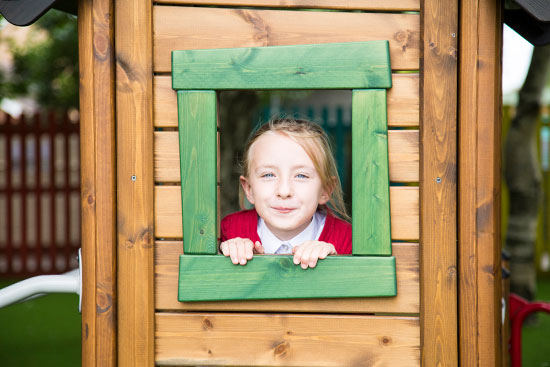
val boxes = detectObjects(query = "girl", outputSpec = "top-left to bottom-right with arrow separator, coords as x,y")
220,117 -> 351,269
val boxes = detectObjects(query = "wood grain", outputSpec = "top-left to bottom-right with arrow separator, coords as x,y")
178,255 -> 396,301
155,241 -> 419,313
177,91 -> 218,254
115,0 -> 154,366
154,130 -> 419,183
155,313 -> 420,366
155,0 -> 420,11
352,90 -> 391,255
78,0 -> 116,365
420,0 -> 458,365
459,0 -> 503,366
155,185 -> 419,240
154,73 -> 420,128
172,41 -> 391,90
153,6 -> 420,72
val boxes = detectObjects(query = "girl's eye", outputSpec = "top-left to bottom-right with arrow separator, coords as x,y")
261,173 -> 275,178
296,173 -> 309,179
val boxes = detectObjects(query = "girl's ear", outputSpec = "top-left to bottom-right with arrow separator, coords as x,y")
318,190 -> 330,205
240,175 -> 255,205
318,176 -> 336,205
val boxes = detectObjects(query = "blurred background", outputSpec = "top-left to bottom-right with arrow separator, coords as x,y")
0,7 -> 549,367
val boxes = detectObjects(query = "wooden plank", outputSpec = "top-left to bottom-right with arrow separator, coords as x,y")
153,6 -> 420,72
459,0 -> 503,366
154,130 -> 419,183
78,2 -> 97,366
154,73 -> 420,128
172,41 -> 391,90
155,185 -> 419,240
155,313 -> 420,366
156,0 -> 420,11
155,241 -> 419,313
78,0 -> 116,366
178,255 -> 396,301
420,0 -> 458,366
177,91 -> 218,254
115,0 -> 154,366
352,90 -> 391,255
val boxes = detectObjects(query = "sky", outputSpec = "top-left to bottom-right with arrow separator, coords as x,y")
502,24 -> 535,104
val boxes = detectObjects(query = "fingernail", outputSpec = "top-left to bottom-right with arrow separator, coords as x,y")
293,257 -> 299,265
309,262 -> 316,268
301,263 -> 308,269
240,259 -> 246,265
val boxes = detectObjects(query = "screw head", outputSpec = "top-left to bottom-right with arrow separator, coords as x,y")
436,177 -> 442,183
131,175 -> 137,181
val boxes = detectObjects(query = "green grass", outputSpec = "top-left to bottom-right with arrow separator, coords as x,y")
0,279 -> 81,366
523,277 -> 550,367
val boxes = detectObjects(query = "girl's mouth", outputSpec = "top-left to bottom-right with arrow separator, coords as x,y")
273,207 -> 295,214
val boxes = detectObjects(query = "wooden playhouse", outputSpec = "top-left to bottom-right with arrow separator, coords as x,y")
77,0 -> 503,366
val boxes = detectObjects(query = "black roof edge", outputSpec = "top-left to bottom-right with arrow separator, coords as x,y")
0,0 -> 76,27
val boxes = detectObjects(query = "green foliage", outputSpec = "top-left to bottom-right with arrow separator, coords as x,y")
0,10 -> 78,109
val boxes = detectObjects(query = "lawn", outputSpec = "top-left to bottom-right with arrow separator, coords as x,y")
0,279 -> 81,366
523,277 -> 550,367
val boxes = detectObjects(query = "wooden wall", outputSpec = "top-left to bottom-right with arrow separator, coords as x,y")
76,0 -> 501,366
152,2 -> 422,366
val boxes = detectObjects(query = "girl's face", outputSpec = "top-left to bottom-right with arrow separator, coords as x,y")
240,132 -> 330,241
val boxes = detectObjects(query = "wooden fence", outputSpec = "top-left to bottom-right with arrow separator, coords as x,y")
0,111 -> 80,278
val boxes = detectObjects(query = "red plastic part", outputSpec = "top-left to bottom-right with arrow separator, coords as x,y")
509,293 -> 550,367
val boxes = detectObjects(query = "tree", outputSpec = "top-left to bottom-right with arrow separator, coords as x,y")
504,45 -> 550,301
0,10 -> 78,110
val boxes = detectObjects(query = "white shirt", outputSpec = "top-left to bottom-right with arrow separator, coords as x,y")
257,211 -> 327,254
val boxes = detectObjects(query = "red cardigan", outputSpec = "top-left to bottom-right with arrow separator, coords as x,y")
220,209 -> 352,254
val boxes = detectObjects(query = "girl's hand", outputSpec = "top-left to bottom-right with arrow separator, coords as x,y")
220,238 -> 264,265
292,241 -> 337,269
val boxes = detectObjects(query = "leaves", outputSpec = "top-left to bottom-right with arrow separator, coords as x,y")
0,10 -> 78,109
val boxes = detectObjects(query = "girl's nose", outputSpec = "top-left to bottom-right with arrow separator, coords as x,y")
277,178 -> 293,198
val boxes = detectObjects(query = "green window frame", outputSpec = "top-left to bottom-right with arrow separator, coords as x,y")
173,41 -> 396,302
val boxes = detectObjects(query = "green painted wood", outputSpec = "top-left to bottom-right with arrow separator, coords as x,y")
352,89 -> 392,255
178,255 -> 396,301
172,41 -> 392,90
178,91 -> 218,254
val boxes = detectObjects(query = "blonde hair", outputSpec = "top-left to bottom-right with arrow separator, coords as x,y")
241,117 -> 350,222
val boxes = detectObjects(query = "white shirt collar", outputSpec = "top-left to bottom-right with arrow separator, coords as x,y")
257,211 -> 326,254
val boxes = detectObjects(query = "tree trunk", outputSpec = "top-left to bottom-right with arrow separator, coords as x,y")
504,45 -> 550,301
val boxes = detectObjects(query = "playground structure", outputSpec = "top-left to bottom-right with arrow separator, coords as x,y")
16,0 -> 504,365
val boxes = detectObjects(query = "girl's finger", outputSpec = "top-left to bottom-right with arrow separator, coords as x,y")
300,245 -> 314,269
293,245 -> 304,265
236,241 -> 247,265
229,243 -> 239,265
254,241 -> 265,254
220,242 -> 229,256
245,240 -> 254,260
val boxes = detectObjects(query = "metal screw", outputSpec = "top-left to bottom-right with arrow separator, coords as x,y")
451,33 -> 456,38
131,175 -> 136,181
436,177 -> 442,183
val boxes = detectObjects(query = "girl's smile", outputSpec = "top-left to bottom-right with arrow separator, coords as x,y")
240,132 -> 330,241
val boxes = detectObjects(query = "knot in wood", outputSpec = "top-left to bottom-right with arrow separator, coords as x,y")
394,30 -> 411,52
202,318 -> 213,331
380,336 -> 392,346
278,257 -> 292,271
273,341 -> 289,357
96,291 -> 112,314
